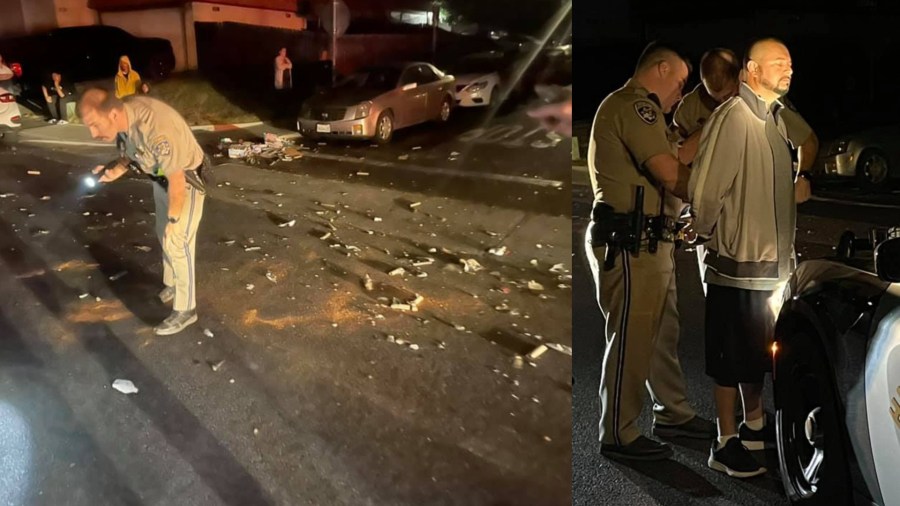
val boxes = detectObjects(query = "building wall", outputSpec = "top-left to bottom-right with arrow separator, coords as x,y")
191,2 -> 307,31
0,0 -> 27,37
55,0 -> 100,27
101,8 -> 189,71
22,0 -> 58,33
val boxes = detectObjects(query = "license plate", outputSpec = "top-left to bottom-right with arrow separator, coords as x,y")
316,123 -> 331,133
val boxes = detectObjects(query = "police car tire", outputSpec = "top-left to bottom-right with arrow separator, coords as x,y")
774,330 -> 851,506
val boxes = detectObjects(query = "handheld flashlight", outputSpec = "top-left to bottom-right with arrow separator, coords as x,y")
83,159 -> 122,189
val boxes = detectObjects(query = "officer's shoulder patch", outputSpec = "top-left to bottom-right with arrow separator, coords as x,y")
633,100 -> 658,125
151,135 -> 171,157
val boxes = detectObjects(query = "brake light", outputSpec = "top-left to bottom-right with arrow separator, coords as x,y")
0,94 -> 14,103
10,63 -> 22,78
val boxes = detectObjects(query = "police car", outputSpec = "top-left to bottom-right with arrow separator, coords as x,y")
773,228 -> 900,505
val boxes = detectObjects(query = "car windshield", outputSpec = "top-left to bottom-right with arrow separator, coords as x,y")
337,68 -> 401,90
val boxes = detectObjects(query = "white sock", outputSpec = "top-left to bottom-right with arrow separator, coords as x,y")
716,434 -> 737,450
744,414 -> 765,431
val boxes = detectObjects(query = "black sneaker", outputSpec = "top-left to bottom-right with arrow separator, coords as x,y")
738,419 -> 776,451
653,416 -> 716,439
708,438 -> 767,478
601,436 -> 674,461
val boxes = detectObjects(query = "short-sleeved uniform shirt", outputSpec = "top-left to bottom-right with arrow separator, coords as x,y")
588,78 -> 673,216
671,83 -> 721,141
120,96 -> 204,178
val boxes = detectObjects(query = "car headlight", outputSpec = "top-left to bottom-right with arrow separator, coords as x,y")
829,139 -> 849,156
355,101 -> 373,120
466,81 -> 488,92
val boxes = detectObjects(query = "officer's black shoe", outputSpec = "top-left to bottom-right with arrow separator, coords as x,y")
738,419 -> 776,451
601,436 -> 673,461
708,438 -> 766,478
653,416 -> 716,440
154,309 -> 198,336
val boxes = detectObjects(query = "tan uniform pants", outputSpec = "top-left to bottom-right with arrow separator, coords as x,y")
588,237 -> 695,446
154,179 -> 204,312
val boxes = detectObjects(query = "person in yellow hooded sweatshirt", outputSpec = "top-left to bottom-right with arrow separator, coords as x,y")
115,55 -> 149,99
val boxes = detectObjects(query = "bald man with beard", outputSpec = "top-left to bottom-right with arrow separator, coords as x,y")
688,37 -> 798,478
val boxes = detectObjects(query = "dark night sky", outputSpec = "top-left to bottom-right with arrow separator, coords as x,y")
574,1 -> 900,140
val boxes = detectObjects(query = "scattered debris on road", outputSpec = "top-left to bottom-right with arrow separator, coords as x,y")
109,271 -> 128,281
112,379 -> 138,395
203,328 -> 215,338
210,359 -> 225,372
27,170 -> 41,175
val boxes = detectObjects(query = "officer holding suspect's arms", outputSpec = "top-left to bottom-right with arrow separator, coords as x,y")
587,42 -> 714,462
78,87 -> 209,336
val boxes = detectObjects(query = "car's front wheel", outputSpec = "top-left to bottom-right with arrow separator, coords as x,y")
856,148 -> 892,192
774,331 -> 851,505
375,111 -> 394,145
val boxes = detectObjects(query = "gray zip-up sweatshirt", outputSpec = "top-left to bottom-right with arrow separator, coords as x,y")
688,83 -> 796,291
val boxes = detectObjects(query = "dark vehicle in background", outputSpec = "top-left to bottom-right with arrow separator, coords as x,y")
0,25 -> 174,107
773,228 -> 900,506
297,62 -> 455,144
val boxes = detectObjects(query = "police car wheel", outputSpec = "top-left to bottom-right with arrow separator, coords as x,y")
856,148 -> 892,192
774,331 -> 851,505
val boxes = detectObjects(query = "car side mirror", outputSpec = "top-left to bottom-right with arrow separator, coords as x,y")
401,83 -> 417,91
875,233 -> 900,282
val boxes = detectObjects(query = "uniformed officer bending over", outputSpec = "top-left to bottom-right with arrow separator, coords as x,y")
79,87 -> 207,336
587,42 -> 714,462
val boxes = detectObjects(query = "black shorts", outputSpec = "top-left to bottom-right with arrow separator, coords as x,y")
704,284 -> 778,387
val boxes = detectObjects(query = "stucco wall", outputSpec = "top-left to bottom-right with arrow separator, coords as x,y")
101,8 -> 188,71
55,0 -> 100,27
191,2 -> 306,31
22,0 -> 58,33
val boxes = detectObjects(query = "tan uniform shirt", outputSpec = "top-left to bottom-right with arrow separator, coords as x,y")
588,78 -> 673,217
671,84 -> 720,142
121,96 -> 204,178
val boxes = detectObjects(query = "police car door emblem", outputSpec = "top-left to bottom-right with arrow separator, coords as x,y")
634,100 -> 657,125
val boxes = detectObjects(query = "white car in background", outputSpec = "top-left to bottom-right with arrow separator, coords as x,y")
451,52 -> 504,108
0,81 -> 22,141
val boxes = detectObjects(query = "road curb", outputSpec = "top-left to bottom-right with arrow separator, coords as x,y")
189,121 -> 264,132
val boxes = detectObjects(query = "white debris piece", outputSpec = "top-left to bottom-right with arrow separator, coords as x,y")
409,344 -> 420,351
135,245 -> 152,252
412,146 -> 422,150
363,274 -> 374,291
356,171 -> 370,176
246,284 -> 255,291
40,196 -> 51,201
450,151 -> 461,156
109,271 -> 128,281
266,271 -> 277,283
244,246 -> 261,252
320,232 -> 332,240
398,154 -> 409,160
79,293 -> 89,299
112,379 -> 138,395
550,263 -> 567,273
0,193 -> 13,198
530,259 -> 539,267
223,240 -> 236,246
409,202 -> 422,209
210,360 -> 225,372
203,328 -> 215,338
488,246 -> 508,256
278,219 -> 296,228
27,170 -> 41,176
527,344 -> 549,360
373,217 -> 383,222
388,267 -> 406,276
412,257 -> 434,267
545,343 -> 572,356
460,259 -> 484,273
527,280 -> 545,291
